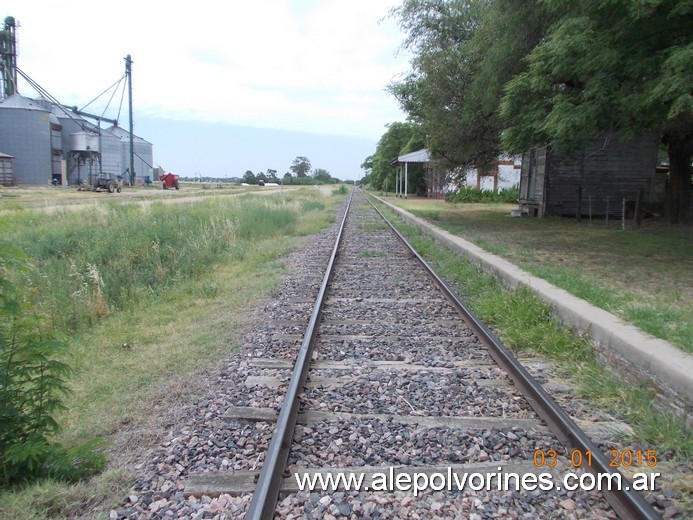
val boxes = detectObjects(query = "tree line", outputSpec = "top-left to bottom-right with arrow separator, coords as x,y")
363,0 -> 691,222
237,156 -> 343,185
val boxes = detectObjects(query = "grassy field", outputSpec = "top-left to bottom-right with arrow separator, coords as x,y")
382,196 -> 692,352
0,186 -> 341,518
0,182 -> 282,215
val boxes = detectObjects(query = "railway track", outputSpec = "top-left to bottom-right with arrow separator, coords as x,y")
172,189 -> 662,519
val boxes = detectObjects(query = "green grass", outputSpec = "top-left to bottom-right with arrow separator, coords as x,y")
3,196 -> 302,335
387,196 -> 692,352
372,196 -> 692,460
0,187 -> 343,518
522,264 -> 622,310
416,210 -> 441,221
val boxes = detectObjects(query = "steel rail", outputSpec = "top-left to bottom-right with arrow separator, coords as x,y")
245,189 -> 355,520
367,194 -> 659,520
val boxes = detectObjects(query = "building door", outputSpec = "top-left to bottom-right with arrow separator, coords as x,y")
527,148 -> 538,199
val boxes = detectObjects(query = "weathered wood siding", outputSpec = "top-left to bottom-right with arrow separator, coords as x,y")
519,153 -> 530,200
0,155 -> 14,186
520,134 -> 658,217
519,146 -> 548,216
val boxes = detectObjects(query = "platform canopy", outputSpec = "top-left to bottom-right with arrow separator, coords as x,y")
389,148 -> 430,166
389,148 -> 430,198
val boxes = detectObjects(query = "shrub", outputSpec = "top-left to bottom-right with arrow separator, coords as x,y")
0,240 -> 105,487
446,186 -> 519,203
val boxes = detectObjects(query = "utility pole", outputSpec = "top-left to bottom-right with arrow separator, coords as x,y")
125,54 -> 135,186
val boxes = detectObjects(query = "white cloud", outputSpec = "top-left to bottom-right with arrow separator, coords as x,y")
4,0 -> 408,138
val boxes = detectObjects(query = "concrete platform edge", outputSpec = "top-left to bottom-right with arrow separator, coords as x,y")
376,196 -> 693,403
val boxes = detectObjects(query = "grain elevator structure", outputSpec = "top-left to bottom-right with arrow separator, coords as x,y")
0,15 -> 153,186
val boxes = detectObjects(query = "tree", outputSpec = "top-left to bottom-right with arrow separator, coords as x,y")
388,0 -> 550,170
360,156 -> 374,184
500,0 -> 692,223
242,170 -> 256,184
266,169 -> 279,182
290,156 -> 312,178
389,0 -> 483,168
390,0 -> 691,221
312,168 -> 333,183
366,122 -> 423,191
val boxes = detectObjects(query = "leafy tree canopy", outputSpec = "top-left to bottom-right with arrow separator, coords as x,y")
364,122 -> 424,190
290,156 -> 312,178
312,168 -> 333,183
500,0 -> 692,222
388,0 -> 551,169
242,170 -> 257,184
386,0 -> 691,221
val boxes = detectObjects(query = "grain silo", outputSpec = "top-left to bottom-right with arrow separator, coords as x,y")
55,107 -> 94,185
106,124 -> 153,185
99,131 -> 124,178
1,18 -> 155,187
31,98 -> 67,184
52,107 -> 122,184
0,94 -> 53,184
66,131 -> 99,185
49,112 -> 64,184
54,105 -> 96,149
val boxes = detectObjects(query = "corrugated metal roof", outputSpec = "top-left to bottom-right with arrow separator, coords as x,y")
0,94 -> 50,111
391,148 -> 430,165
106,124 -> 151,144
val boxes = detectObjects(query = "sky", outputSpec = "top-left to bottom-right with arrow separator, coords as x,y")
3,0 -> 410,180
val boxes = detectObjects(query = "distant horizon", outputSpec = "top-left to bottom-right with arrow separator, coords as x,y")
136,115 -> 380,182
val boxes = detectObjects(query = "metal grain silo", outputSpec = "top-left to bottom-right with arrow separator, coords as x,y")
0,94 -> 52,184
106,124 -> 153,185
49,112 -> 64,183
30,98 -> 65,184
56,107 -> 125,185
99,131 -> 123,177
66,131 -> 99,185
55,106 -> 96,151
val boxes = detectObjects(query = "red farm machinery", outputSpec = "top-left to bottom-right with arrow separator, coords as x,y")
159,172 -> 180,190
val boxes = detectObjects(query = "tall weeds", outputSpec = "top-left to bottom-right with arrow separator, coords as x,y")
5,197 -> 297,336
0,239 -> 105,487
0,191 -> 331,492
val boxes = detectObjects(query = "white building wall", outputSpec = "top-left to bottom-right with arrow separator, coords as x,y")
497,160 -> 521,189
460,157 -> 521,191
